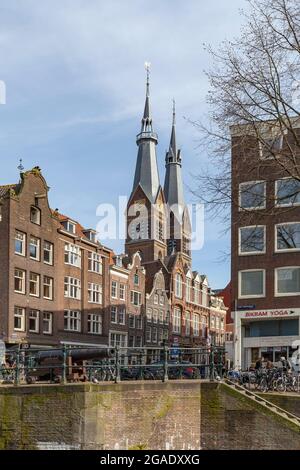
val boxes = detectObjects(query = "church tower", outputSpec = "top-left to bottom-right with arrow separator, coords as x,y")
164,102 -> 192,267
125,65 -> 167,263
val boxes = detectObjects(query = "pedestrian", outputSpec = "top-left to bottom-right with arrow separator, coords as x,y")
255,356 -> 263,370
280,356 -> 292,372
266,359 -> 273,370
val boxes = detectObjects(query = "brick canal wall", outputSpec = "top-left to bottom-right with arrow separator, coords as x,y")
0,381 -> 299,450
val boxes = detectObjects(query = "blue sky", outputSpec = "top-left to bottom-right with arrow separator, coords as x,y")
0,0 -> 247,288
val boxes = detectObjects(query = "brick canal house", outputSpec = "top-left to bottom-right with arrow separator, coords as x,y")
0,168 -> 111,348
231,120 -> 300,369
0,75 -> 227,353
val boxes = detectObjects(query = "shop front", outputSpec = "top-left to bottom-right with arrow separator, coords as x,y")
233,308 -> 300,370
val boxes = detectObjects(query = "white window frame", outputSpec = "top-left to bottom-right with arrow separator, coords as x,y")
14,268 -> 26,294
193,314 -> 200,337
63,220 -> 76,234
186,278 -> 191,302
29,272 -> 40,297
185,311 -> 191,336
14,307 -> 25,331
43,241 -> 54,265
238,269 -> 266,299
111,306 -> 117,323
64,243 -> 81,268
109,331 -> 127,348
136,315 -> 142,329
130,290 -> 141,306
173,307 -> 181,334
275,177 -> 300,208
239,225 -> 266,256
15,230 -> 26,256
175,273 -> 183,299
194,282 -> 200,305
88,252 -> 102,274
88,282 -> 102,304
129,314 -> 135,329
146,326 -> 151,343
202,285 -> 208,308
118,306 -> 126,325
43,276 -> 53,300
88,313 -> 102,335
64,310 -> 81,332
274,266 -> 300,297
29,309 -> 40,333
119,283 -> 126,301
239,180 -> 266,211
275,222 -> 300,253
151,327 -> 157,343
29,236 -> 40,261
64,276 -> 81,300
111,280 -> 118,299
146,307 -> 152,322
43,312 -> 53,335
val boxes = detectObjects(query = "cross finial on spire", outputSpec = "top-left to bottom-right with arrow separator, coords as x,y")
172,98 -> 176,126
144,61 -> 151,96
17,158 -> 24,172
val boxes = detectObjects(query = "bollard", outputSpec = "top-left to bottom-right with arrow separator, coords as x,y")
163,344 -> 169,383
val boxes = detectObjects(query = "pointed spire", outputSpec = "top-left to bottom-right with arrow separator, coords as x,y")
132,63 -> 160,203
165,100 -> 181,166
141,62 -> 154,134
169,99 -> 177,159
164,101 -> 184,207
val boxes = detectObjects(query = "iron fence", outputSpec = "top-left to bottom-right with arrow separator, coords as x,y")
0,344 -> 226,385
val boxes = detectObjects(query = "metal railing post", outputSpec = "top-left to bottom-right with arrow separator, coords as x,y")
163,344 -> 169,383
209,347 -> 215,382
62,344 -> 67,384
115,346 -> 121,383
14,349 -> 20,386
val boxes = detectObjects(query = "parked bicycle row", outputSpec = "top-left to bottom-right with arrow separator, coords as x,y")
227,368 -> 300,393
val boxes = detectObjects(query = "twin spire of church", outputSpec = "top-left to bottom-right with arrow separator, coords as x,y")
131,67 -> 185,211
128,66 -> 191,265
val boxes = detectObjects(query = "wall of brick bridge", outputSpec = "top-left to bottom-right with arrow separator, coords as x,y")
0,381 -> 299,450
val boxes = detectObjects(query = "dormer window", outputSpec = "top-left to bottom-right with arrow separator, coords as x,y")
83,230 -> 97,243
115,256 -> 123,268
30,206 -> 41,225
62,220 -> 76,234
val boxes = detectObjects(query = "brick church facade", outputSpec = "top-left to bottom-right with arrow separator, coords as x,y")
0,73 -> 226,351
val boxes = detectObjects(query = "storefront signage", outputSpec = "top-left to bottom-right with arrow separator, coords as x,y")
243,309 -> 297,318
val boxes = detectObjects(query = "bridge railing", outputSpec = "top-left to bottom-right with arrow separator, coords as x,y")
0,345 -> 226,385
